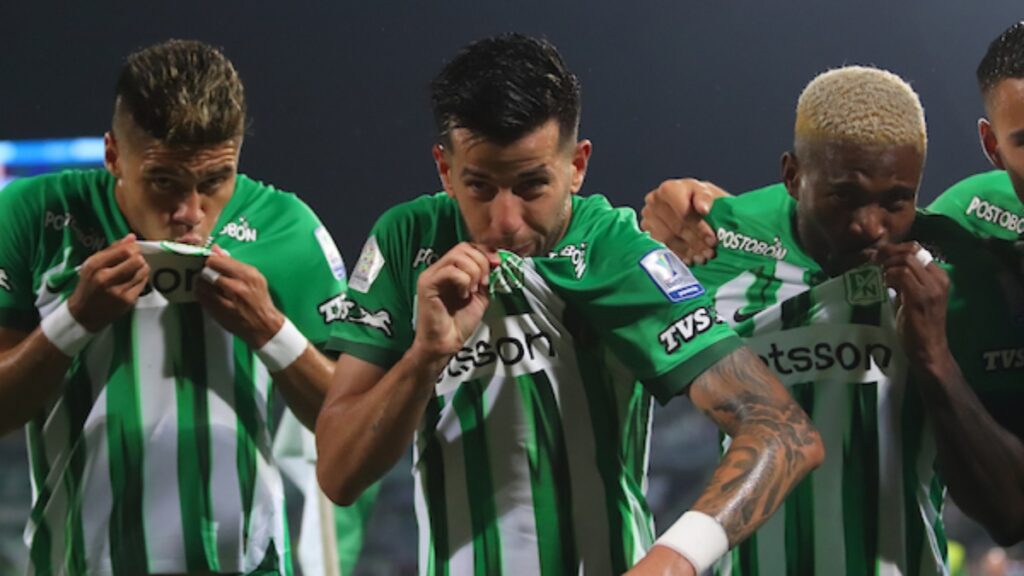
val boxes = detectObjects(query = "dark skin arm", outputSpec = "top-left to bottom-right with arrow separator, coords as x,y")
628,347 -> 825,575
878,243 -> 1024,546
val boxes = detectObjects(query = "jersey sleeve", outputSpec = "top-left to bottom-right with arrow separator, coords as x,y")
325,207 -> 416,368
259,198 -> 347,351
928,171 -> 1024,240
0,178 -> 43,331
539,206 -> 742,404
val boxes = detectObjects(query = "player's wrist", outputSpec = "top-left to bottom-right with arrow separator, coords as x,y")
41,300 -> 97,358
254,317 -> 308,372
406,339 -> 455,377
654,510 -> 729,575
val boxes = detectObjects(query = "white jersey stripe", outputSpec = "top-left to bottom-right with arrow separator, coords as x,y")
135,305 -> 188,570
204,313 -> 243,572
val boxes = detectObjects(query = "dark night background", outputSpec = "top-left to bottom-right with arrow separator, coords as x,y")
2,2 -> 1022,574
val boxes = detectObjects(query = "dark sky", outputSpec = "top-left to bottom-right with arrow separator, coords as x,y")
3,2 -> 1020,260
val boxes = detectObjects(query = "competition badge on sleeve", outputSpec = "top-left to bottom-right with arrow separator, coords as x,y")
138,241 -> 211,303
640,248 -> 706,302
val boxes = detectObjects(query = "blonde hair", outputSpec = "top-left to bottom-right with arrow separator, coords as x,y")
794,66 -> 926,153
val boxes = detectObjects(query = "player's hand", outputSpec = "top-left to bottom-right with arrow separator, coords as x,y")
875,243 -> 951,366
67,234 -> 150,332
624,545 -> 697,576
196,245 -> 286,348
411,243 -> 499,363
640,179 -> 728,265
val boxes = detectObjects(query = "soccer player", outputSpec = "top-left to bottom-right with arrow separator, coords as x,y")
315,33 -> 823,576
642,66 -> 973,574
0,40 -> 346,574
923,21 -> 1024,545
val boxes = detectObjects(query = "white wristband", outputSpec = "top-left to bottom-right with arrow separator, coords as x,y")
255,318 -> 308,372
654,511 -> 729,574
40,300 -> 95,357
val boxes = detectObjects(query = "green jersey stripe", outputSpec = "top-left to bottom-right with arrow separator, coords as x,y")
451,379 -> 503,575
64,363 -> 92,575
26,422 -> 53,576
175,305 -> 218,572
786,383 -> 815,576
418,397 -> 449,576
234,338 -> 259,551
577,343 -> 631,574
517,370 -> 579,576
106,317 -> 149,575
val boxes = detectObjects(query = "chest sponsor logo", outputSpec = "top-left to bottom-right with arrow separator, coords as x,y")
659,307 -> 715,353
717,228 -> 789,260
318,294 -> 393,337
314,226 -> 347,281
349,236 -> 385,293
435,312 -> 559,396
982,347 -> 1024,372
547,242 -> 588,279
44,211 -> 106,252
640,248 -> 706,302
966,196 -> 1024,234
220,217 -> 258,242
746,324 -> 902,386
412,247 -> 439,268
844,267 -> 885,305
0,268 -> 10,292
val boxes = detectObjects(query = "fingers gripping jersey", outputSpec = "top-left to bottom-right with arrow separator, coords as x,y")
328,192 -> 741,576
698,184 -> 947,576
0,170 -> 346,576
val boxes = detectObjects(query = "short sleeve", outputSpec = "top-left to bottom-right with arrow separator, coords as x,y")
0,179 -> 43,331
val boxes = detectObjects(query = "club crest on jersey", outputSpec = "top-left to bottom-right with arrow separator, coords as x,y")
220,217 -> 258,243
844,267 -> 885,305
318,294 -> 393,337
349,236 -> 385,293
640,248 -> 705,302
0,268 -> 10,292
547,242 -> 588,279
314,226 -> 347,281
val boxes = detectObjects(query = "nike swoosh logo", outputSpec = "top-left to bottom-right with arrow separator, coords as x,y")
733,308 -> 762,323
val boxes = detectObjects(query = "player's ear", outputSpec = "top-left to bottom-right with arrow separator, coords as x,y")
433,143 -> 455,198
104,131 -> 122,179
569,139 -> 592,194
978,118 -> 1005,169
781,151 -> 800,200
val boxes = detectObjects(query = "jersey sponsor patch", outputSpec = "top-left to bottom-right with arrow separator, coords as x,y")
314,226 -> 347,281
547,242 -> 588,279
640,248 -> 705,302
0,268 -> 10,292
349,236 -> 384,293
658,307 -> 715,353
318,293 -> 393,336
221,216 -> 259,242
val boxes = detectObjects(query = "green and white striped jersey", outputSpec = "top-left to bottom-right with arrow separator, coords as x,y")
0,170 -> 348,576
928,170 -> 1024,240
327,192 -> 742,576
698,184 -> 947,576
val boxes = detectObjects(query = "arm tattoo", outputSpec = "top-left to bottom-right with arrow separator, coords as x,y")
688,347 -> 821,544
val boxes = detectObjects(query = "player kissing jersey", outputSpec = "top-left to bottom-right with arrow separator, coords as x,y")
328,192 -> 741,576
0,169 -> 346,576
698,184 -> 947,576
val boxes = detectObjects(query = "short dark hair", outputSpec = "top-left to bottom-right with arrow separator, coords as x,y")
977,21 -> 1024,97
114,39 -> 247,146
430,33 -> 581,147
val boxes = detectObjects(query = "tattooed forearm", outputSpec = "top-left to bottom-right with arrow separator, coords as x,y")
687,347 -> 823,545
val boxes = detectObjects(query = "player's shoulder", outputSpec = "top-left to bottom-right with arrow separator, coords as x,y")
232,174 -> 314,218
707,183 -> 797,262
1,169 -> 109,205
937,170 -> 1015,203
712,182 -> 792,225
369,191 -> 460,249
912,209 -> 990,268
